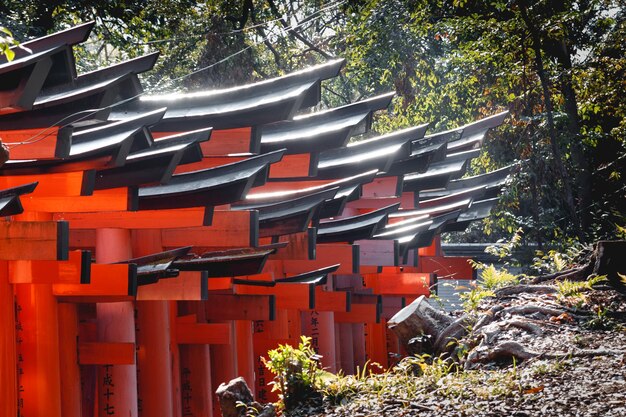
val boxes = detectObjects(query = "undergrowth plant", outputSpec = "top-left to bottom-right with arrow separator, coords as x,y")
262,336 -> 325,410
461,229 -> 523,312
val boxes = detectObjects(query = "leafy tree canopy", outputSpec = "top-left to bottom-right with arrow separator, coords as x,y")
2,0 -> 624,246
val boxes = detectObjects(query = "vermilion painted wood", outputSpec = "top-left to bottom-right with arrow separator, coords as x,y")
55,207 -> 211,229
316,243 -> 359,274
268,153 -> 315,178
94,229 -> 138,417
178,302 -> 213,417
21,187 -> 134,212
14,283 -> 63,417
334,302 -> 378,323
1,127 -> 61,159
314,288 -> 349,312
235,320 -> 256,396
418,235 -> 441,257
417,256 -> 475,279
161,211 -> 258,248
210,324 -> 237,417
361,176 -> 401,198
362,272 -> 432,296
356,240 -> 398,267
336,323 -> 354,374
345,191 -> 415,210
52,264 -> 134,299
204,294 -> 275,321
365,321 -> 388,369
78,342 -> 135,364
0,262 -> 18,417
175,322 -> 231,344
301,310 -> 337,372
132,230 -> 175,417
153,128 -> 252,155
0,171 -> 87,196
0,220 -> 68,261
235,283 -> 314,310
58,303 -> 81,417
8,250 -> 87,284
266,228 -> 315,261
135,272 -> 205,300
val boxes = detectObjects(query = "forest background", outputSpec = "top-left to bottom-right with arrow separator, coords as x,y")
1,0 -> 625,250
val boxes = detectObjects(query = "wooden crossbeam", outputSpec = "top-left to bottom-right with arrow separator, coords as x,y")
0,220 -> 69,260
356,240 -> 399,267
1,127 -> 61,160
136,272 -> 207,301
266,228 -> 316,261
54,207 -> 212,229
362,272 -> 433,296
316,244 -> 359,273
162,211 -> 259,248
53,263 -> 137,300
21,187 -> 135,212
335,301 -> 379,323
361,176 -> 401,198
204,294 -> 275,321
314,288 -> 349,312
8,250 -> 89,284
175,321 -> 231,345
235,283 -> 315,310
268,154 -> 317,178
0,171 -> 92,196
78,343 -> 135,365
345,192 -> 415,210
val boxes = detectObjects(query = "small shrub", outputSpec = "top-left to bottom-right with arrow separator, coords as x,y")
263,336 -> 324,410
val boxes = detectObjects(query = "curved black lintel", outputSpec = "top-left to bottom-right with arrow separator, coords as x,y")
275,264 -> 340,284
137,149 -> 285,209
77,52 -> 160,85
317,203 -> 400,243
11,22 -> 94,59
0,195 -> 23,217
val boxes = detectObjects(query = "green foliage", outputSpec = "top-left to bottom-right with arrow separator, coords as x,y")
556,274 -> 607,300
2,0 -> 625,243
532,240 -> 588,275
584,307 -> 620,331
263,335 -> 324,410
0,26 -> 20,61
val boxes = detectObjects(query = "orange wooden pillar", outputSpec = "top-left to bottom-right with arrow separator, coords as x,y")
336,323 -> 354,374
252,309 -> 294,403
132,230 -> 174,417
0,260 -> 18,417
301,310 -> 337,373
365,320 -> 388,370
210,321 -> 237,417
58,303 -> 82,417
352,323 -> 366,371
235,320 -> 255,395
13,211 -> 63,417
95,228 -> 138,417
178,301 -> 213,417
14,281 -> 63,417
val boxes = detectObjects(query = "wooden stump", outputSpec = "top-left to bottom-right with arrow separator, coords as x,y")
387,296 -> 454,355
594,241 -> 626,294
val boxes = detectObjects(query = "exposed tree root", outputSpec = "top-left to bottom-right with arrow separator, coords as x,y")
498,304 -> 568,318
495,285 -> 556,297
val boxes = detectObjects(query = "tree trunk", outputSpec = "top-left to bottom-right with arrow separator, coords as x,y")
518,3 -> 581,236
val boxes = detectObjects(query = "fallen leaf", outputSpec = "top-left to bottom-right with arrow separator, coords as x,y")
524,385 -> 545,394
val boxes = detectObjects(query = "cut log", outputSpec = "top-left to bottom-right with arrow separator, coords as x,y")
388,295 -> 455,355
